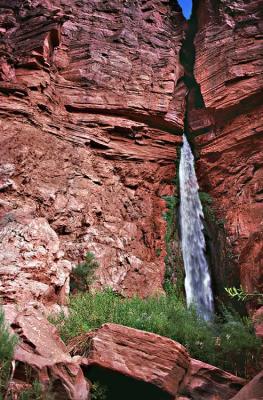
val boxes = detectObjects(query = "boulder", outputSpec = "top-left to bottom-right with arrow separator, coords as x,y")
230,371 -> 263,400
69,323 -> 190,399
3,304 -> 89,400
178,358 -> 246,400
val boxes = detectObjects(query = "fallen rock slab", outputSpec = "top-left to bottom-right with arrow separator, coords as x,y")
69,323 -> 190,399
178,358 -> 246,400
230,371 -> 263,400
3,304 -> 89,400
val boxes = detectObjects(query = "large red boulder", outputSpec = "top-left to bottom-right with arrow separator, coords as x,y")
69,323 -> 190,399
3,305 -> 89,400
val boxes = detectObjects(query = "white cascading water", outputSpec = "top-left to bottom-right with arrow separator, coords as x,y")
179,134 -> 214,320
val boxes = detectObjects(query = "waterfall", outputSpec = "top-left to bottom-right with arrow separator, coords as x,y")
179,134 -> 214,320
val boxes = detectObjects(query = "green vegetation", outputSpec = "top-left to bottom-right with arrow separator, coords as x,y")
199,191 -> 216,222
0,307 -> 17,399
162,194 -> 185,296
19,381 -> 43,400
53,289 -> 261,378
70,252 -> 99,292
90,381 -> 108,400
225,286 -> 263,305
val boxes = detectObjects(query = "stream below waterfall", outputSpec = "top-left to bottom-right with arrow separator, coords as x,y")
179,134 -> 214,320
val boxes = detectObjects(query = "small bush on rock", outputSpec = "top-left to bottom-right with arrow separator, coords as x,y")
70,252 -> 99,292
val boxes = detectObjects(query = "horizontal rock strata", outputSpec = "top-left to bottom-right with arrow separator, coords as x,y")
0,0 -> 186,301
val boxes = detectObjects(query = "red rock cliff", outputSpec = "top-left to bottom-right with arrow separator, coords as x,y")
0,0 -> 262,310
0,0 -> 186,306
189,0 -> 263,305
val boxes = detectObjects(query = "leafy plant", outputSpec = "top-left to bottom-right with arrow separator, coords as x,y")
70,252 -> 99,292
225,286 -> 263,304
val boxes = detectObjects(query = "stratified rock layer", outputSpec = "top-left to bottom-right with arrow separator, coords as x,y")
191,0 -> 263,301
0,0 -> 186,301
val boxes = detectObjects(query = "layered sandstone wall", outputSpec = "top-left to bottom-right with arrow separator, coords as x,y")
0,0 -> 262,310
189,0 -> 263,302
0,0 -> 186,305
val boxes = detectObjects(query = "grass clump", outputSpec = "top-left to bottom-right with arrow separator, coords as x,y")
70,252 -> 99,292
53,290 -> 261,378
0,307 -> 17,398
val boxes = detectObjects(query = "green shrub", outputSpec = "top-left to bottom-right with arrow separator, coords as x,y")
19,381 -> 43,400
52,290 -> 261,378
70,252 -> 99,292
90,381 -> 108,400
0,307 -> 17,397
162,194 -> 185,297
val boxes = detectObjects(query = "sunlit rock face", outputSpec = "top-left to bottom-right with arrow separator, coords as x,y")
0,0 -> 186,302
189,0 -> 263,306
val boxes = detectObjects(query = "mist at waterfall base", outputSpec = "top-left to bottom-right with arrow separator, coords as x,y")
179,135 -> 214,321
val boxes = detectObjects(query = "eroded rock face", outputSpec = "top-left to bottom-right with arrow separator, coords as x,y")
3,305 -> 89,400
190,0 -> 263,303
0,217 -> 71,312
0,0 -> 185,301
69,323 -> 190,399
178,358 -> 246,400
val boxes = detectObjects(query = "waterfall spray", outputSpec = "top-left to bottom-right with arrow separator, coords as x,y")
179,134 -> 214,320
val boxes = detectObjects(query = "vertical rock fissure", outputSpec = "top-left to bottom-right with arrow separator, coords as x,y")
176,2 -> 214,319
179,134 -> 214,320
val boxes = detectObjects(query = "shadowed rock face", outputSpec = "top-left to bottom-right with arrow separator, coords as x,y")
0,0 -> 186,301
189,0 -> 263,304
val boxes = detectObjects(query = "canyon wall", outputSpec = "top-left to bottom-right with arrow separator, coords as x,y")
0,0 -> 262,310
190,0 -> 263,304
0,0 -> 186,307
